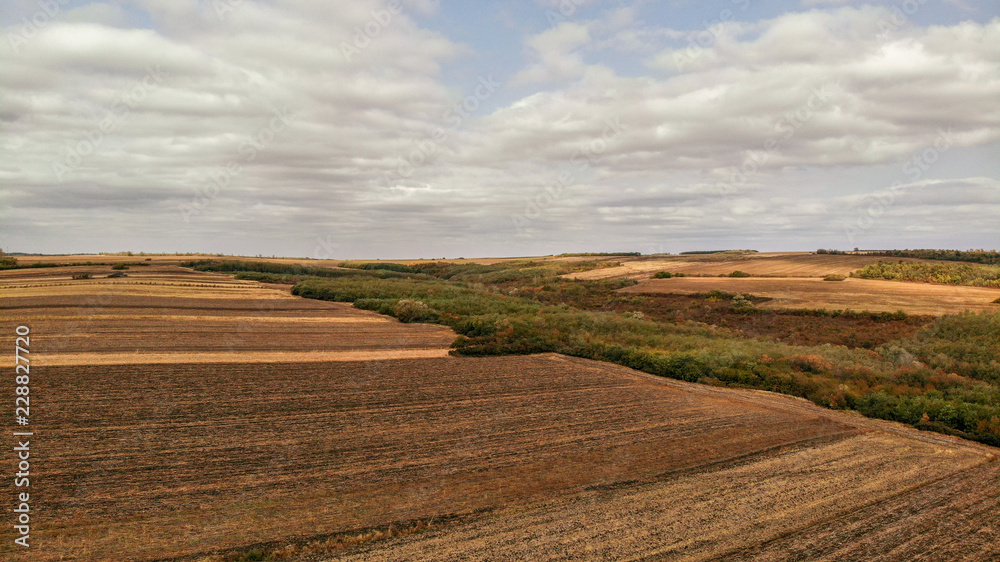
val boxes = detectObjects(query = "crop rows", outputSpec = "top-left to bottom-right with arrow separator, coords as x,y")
2,355 -> 859,560
340,432 -> 997,561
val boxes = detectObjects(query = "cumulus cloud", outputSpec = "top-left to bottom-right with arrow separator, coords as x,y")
0,1 -> 997,256
512,22 -> 593,85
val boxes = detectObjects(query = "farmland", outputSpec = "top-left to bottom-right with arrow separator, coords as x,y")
4,344 -> 999,560
563,251 -> 921,280
0,354 -> 863,560
0,264 -> 453,367
620,276 -> 1000,316
1,256 -> 999,560
557,252 -> 1000,316
341,427 -> 999,561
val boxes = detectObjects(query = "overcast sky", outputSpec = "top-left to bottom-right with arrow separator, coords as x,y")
1,0 -> 997,258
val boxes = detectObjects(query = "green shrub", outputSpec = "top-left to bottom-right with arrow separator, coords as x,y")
339,262 -> 418,273
0,250 -> 17,269
823,274 -> 846,281
896,311 -> 1000,384
731,294 -> 754,310
728,270 -> 751,278
652,271 -> 673,279
860,249 -> 1000,265
392,300 -> 439,323
111,263 -> 129,270
183,259 -> 416,280
703,289 -> 737,300
851,260 -> 1000,287
234,272 -> 298,283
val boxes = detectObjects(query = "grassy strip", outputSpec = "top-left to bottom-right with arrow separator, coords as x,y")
182,260 -> 423,280
862,249 -> 1000,265
337,262 -> 419,273
851,260 -> 1000,287
0,261 -> 129,270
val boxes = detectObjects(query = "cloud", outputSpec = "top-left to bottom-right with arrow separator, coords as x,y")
0,2 -> 997,256
512,22 -> 592,85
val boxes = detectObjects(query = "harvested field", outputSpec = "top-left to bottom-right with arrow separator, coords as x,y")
0,265 -> 283,300
339,430 -> 999,561
5,353 -> 995,561
0,265 -> 455,366
620,276 -> 1000,316
3,262 -> 998,561
3,354 -> 994,560
565,251 -> 930,280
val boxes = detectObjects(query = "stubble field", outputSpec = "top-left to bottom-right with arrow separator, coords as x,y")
620,276 -> 1000,315
563,252 -> 912,280
561,252 -> 1000,316
0,265 -> 454,366
1,261 -> 998,560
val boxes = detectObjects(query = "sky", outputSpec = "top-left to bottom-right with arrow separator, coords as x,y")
1,0 -> 998,259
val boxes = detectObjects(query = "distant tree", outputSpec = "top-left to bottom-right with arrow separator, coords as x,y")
0,249 -> 17,269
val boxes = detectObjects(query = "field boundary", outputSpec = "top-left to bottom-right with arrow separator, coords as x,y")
0,349 -> 453,368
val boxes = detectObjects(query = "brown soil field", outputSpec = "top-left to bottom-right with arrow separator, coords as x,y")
4,354 -> 996,561
1,353 -> 995,561
0,265 -> 285,300
338,428 -> 1000,561
620,276 -> 1000,316
565,251 -> 928,280
0,265 -> 455,367
3,263 -> 998,560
